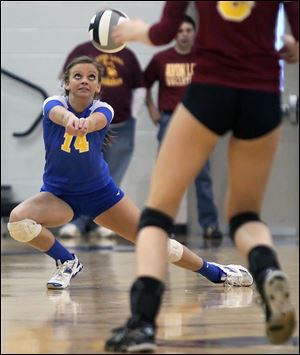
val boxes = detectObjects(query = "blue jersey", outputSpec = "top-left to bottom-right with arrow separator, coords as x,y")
41,96 -> 114,195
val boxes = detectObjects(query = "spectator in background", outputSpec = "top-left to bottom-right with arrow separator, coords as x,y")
58,41 -> 145,243
144,15 -> 222,240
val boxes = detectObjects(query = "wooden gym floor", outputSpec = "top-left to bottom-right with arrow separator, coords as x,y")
1,234 -> 299,354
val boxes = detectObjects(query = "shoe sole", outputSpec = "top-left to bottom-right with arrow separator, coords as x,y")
127,343 -> 156,353
264,271 -> 296,344
105,343 -> 156,353
47,283 -> 65,289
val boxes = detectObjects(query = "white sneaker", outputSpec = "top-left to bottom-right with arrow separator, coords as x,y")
88,227 -> 116,247
261,269 -> 296,344
47,254 -> 83,289
96,226 -> 115,238
210,263 -> 253,287
59,224 -> 81,239
58,224 -> 81,247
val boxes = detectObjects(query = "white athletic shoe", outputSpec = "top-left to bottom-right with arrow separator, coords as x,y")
87,226 -> 116,247
96,226 -> 115,238
260,269 -> 296,344
59,223 -> 81,239
58,224 -> 81,247
210,263 -> 254,287
47,254 -> 83,289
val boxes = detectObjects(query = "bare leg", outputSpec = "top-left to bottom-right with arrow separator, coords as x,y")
8,192 -> 84,289
9,192 -> 74,251
137,104 -> 220,280
226,127 -> 295,344
226,127 -> 281,255
94,195 -> 204,271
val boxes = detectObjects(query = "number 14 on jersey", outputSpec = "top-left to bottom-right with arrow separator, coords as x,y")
61,133 -> 90,153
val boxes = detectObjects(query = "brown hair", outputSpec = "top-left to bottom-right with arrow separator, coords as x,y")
63,56 -> 104,97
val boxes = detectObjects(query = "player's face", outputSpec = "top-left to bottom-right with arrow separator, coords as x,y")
176,22 -> 195,50
65,63 -> 101,98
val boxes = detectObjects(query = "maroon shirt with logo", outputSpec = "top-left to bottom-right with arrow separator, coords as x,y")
62,42 -> 144,123
144,48 -> 196,112
149,1 -> 299,93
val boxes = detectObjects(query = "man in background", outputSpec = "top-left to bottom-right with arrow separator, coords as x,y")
144,15 -> 222,239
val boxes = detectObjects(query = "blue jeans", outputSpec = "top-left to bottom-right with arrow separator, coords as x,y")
71,118 -> 136,232
104,118 -> 136,186
158,112 -> 219,229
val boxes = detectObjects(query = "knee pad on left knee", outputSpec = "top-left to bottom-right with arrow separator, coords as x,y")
138,207 -> 174,236
229,212 -> 262,242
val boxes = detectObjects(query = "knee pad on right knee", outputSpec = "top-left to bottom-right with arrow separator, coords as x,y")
168,239 -> 184,263
138,207 -> 174,236
229,212 -> 261,242
7,218 -> 42,243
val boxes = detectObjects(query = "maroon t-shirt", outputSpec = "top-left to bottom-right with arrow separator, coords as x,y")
61,42 -> 144,123
149,1 -> 299,93
144,48 -> 196,111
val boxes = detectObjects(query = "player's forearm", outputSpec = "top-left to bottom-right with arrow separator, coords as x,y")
86,113 -> 107,133
49,106 -> 73,127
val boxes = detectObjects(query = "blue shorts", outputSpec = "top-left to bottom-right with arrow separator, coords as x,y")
41,179 -> 124,220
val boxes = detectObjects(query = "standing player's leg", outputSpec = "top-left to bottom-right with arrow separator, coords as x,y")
105,104 -> 220,352
136,104 -> 219,279
226,127 -> 296,344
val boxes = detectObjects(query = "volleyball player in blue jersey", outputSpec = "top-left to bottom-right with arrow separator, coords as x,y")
7,56 -> 252,290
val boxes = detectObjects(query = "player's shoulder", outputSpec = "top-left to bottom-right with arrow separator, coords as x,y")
43,95 -> 68,108
90,99 -> 114,114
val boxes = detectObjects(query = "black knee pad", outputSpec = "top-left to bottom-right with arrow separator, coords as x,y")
138,207 -> 174,235
229,212 -> 261,242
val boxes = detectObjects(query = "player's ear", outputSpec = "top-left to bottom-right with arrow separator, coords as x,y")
96,83 -> 101,94
64,81 -> 70,91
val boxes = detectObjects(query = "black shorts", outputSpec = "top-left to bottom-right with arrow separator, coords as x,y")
182,83 -> 282,139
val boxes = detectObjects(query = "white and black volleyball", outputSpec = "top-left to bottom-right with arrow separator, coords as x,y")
88,9 -> 129,53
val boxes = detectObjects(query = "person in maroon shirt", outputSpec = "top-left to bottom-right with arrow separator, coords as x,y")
57,43 -> 145,243
106,1 -> 299,351
144,15 -> 222,240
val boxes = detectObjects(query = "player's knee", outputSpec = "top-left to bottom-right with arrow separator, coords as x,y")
229,212 -> 261,242
168,239 -> 184,263
137,207 -> 174,236
7,218 -> 42,243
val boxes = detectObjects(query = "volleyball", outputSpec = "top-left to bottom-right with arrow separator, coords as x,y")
88,9 -> 129,53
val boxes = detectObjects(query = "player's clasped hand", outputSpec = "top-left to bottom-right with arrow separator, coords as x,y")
66,115 -> 88,136
77,118 -> 89,137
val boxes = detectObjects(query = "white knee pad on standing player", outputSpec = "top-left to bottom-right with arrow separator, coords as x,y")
7,219 -> 42,243
168,239 -> 184,263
